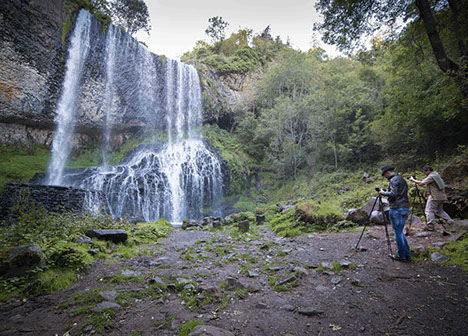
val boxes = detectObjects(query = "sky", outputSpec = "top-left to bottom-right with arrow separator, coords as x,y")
135,0 -> 342,60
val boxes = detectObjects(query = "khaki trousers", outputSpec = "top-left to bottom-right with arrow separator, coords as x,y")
425,199 -> 453,225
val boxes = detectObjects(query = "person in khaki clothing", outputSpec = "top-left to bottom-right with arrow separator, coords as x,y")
410,165 -> 454,230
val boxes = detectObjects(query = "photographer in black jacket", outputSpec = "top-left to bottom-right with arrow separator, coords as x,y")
378,165 -> 411,262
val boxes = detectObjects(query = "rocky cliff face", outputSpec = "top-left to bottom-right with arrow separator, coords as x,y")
0,0 -> 70,147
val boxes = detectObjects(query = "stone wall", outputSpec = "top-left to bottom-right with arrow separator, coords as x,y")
0,182 -> 107,221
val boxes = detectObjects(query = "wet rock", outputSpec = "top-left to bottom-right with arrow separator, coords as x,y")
431,252 -> 450,262
86,229 -> 128,243
188,325 -> 235,336
182,219 -> 200,230
1,244 -> 45,277
298,307 -> 324,317
99,290 -> 118,301
91,302 -> 122,312
237,220 -> 250,231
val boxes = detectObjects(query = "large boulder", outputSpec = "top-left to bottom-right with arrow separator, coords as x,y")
345,209 -> 368,225
1,244 -> 45,277
441,159 -> 468,218
361,197 -> 389,215
294,201 -> 317,224
370,211 -> 385,225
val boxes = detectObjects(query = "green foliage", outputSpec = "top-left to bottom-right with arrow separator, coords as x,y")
179,320 -> 204,336
0,145 -> 51,191
205,16 -> 229,43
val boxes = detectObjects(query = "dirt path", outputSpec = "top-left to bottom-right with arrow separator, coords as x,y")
1,223 -> 467,336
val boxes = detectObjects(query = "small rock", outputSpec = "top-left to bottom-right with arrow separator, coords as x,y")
248,271 -> 260,278
99,290 -> 118,301
75,235 -> 94,245
149,276 -> 166,286
431,242 -> 446,248
417,232 -> 431,237
431,252 -> 450,262
91,302 -> 122,312
225,277 -> 245,290
281,304 -> 296,311
276,275 -> 297,286
256,215 -> 266,224
331,277 -> 342,285
448,231 -> 466,242
268,266 -> 283,272
87,249 -> 99,256
121,270 -> 139,277
351,278 -> 362,287
315,285 -> 331,293
256,302 -> 268,309
340,261 -> 352,267
260,244 -> 269,250
113,253 -> 124,258
298,307 -> 324,316
238,220 -> 250,231
188,325 -> 235,336
212,220 -> 222,228
292,266 -> 309,276
280,249 -> 292,255
321,262 -> 333,269
359,246 -> 367,251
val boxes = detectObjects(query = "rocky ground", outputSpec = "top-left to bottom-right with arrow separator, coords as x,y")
0,220 -> 467,336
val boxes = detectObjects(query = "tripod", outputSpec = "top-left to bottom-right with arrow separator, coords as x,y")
406,183 -> 446,233
354,195 -> 394,259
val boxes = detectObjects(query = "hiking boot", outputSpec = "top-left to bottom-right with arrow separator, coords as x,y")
389,254 -> 410,262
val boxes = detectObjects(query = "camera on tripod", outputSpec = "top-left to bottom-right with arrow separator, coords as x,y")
406,175 -> 415,180
375,187 -> 386,192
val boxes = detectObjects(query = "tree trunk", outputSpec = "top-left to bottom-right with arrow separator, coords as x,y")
415,0 -> 468,99
447,0 -> 467,58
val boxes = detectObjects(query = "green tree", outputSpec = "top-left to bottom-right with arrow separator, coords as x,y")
110,0 -> 151,35
205,16 -> 229,43
314,0 -> 468,98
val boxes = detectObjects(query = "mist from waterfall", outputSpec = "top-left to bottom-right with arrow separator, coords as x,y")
46,10 -> 224,223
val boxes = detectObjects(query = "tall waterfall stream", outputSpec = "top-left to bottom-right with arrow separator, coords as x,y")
47,10 -> 223,223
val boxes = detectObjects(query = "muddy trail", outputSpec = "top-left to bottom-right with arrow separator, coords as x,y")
1,221 -> 467,336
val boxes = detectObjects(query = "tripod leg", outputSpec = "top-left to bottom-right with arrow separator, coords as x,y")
354,196 -> 379,250
379,197 -> 394,258
406,191 -> 418,234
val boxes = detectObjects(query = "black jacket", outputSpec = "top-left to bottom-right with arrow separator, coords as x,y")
380,173 -> 410,209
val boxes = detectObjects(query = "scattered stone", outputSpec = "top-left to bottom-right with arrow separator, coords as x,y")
225,277 -> 245,290
298,307 -> 324,317
86,229 -> 128,243
280,249 -> 292,255
260,244 -> 269,250
268,266 -> 283,272
87,249 -> 99,256
412,245 -> 428,256
149,276 -> 166,286
359,246 -> 368,252
319,248 -> 325,251
277,203 -> 294,213
407,215 -> 422,225
351,279 -> 363,287
256,215 -> 266,224
121,269 -> 139,277
292,266 -> 309,276
431,252 -> 450,262
431,242 -> 446,248
321,262 -> 333,269
113,253 -> 124,258
276,275 -> 297,286
315,285 -> 332,293
331,277 -> 342,285
322,271 -> 336,276
177,278 -> 191,286
182,219 -> 200,230
188,325 -> 235,336
99,290 -> 118,301
75,234 -> 94,245
212,220 -> 222,228
340,261 -> 352,267
417,232 -> 431,237
248,271 -> 260,278
448,231 -> 466,242
281,304 -> 296,312
238,220 -> 250,231
2,244 -> 45,278
256,302 -> 268,309
147,257 -> 170,267
91,302 -> 122,312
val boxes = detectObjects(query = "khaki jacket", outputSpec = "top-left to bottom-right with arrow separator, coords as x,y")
421,172 -> 447,201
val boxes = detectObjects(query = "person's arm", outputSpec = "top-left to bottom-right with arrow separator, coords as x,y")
379,178 -> 398,197
410,175 -> 432,187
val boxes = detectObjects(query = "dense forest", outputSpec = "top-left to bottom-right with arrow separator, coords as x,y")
182,1 -> 467,184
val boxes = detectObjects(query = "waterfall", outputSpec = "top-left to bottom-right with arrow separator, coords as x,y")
47,10 -> 91,185
47,10 -> 224,223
